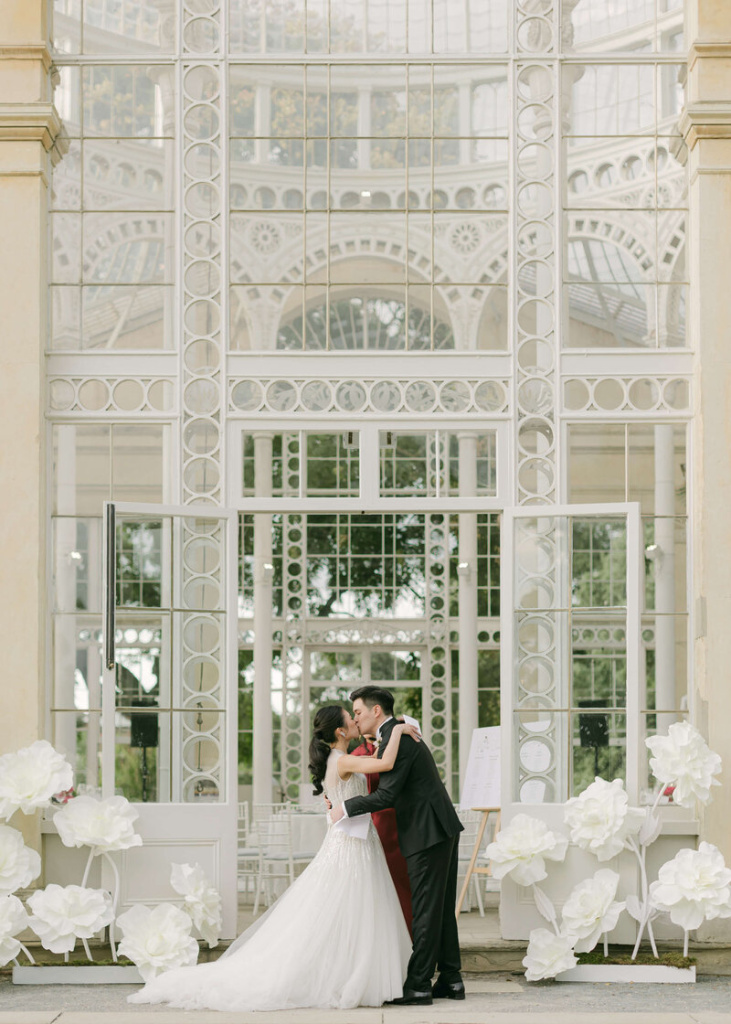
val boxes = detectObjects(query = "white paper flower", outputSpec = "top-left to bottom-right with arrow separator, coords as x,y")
117,903 -> 199,982
646,722 -> 722,809
170,863 -> 222,948
649,842 -> 731,931
54,795 -> 142,855
564,777 -> 645,861
0,825 -> 41,896
0,894 -> 30,966
0,741 -> 73,820
485,814 -> 568,886
561,869 -> 625,953
27,884 -> 114,954
523,927 -> 578,981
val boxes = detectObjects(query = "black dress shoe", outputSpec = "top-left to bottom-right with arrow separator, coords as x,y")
432,977 -> 466,1000
386,989 -> 433,1006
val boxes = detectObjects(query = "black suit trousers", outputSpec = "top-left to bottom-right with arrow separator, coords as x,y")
404,833 -> 461,991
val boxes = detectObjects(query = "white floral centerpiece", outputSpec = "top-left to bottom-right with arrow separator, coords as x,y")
508,722 -> 726,983
116,903 -> 199,982
170,863 -> 223,948
0,741 -> 73,821
0,738 -> 225,986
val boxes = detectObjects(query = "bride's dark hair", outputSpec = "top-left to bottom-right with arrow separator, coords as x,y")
308,705 -> 346,796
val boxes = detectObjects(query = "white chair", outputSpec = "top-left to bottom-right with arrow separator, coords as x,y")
237,801 -> 260,902
253,801 -> 290,821
253,806 -> 313,915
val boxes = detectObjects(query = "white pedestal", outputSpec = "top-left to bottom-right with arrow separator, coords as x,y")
13,965 -> 143,985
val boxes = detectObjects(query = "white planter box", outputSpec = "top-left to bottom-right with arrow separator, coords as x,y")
13,964 -> 143,985
556,963 -> 696,984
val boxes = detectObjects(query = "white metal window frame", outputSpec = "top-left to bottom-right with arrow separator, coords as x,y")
226,417 -> 512,511
500,501 -> 643,819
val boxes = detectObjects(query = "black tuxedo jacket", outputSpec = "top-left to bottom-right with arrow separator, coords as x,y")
343,718 -> 463,858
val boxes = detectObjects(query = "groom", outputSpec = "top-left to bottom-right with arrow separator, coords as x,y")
330,685 -> 464,1006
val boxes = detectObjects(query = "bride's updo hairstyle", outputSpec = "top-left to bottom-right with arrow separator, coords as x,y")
308,705 -> 346,796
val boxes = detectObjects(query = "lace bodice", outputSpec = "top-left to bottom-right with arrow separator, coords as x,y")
323,750 -> 368,806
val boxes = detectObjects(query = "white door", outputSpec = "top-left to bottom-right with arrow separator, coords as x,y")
102,501 -> 238,938
499,503 -> 642,940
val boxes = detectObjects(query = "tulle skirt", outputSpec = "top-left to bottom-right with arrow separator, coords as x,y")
127,821 -> 411,1011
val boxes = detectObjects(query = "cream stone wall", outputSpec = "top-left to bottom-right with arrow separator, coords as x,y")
0,0 -> 60,851
683,0 -> 731,940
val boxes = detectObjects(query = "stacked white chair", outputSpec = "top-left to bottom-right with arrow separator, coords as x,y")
253,804 -> 314,915
237,801 -> 260,902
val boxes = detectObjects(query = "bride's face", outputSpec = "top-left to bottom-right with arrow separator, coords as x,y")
340,710 -> 360,741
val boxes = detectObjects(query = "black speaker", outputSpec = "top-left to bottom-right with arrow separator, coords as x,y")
578,699 -> 609,748
130,698 -> 159,749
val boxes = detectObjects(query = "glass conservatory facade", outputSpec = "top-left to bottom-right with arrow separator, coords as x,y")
4,0 -> 730,939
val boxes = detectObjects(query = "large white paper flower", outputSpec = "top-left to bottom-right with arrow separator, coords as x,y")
523,927 -> 578,981
0,825 -> 41,896
117,903 -> 199,982
561,869 -> 625,953
0,894 -> 30,967
485,814 -> 568,886
54,795 -> 142,855
0,741 -> 73,820
27,884 -> 114,954
170,863 -> 222,948
649,842 -> 731,931
646,722 -> 722,809
564,777 -> 645,861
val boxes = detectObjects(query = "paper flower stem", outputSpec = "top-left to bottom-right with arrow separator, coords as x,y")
603,933 -> 609,958
683,929 -> 689,958
103,851 -> 120,962
628,837 -> 660,959
80,848 -> 95,889
18,943 -> 36,965
82,937 -> 94,962
64,951 -> 69,963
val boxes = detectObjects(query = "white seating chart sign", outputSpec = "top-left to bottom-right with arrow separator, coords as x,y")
459,727 -> 501,809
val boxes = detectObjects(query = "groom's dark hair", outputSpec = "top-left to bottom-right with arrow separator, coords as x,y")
350,685 -> 395,717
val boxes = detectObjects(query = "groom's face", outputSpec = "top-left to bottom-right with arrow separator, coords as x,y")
352,698 -> 378,736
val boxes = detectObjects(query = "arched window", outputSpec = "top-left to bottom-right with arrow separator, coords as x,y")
276,295 -> 454,351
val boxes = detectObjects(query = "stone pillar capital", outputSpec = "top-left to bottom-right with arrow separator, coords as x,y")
0,101 -> 66,161
679,101 -> 731,148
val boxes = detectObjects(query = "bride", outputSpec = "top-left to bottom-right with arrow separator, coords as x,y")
128,705 -> 417,1011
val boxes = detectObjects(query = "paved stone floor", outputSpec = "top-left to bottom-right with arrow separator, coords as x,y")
5,975 -> 731,1022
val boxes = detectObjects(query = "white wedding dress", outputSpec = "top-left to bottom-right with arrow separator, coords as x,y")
128,750 -> 411,1011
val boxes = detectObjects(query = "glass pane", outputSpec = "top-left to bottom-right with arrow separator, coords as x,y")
82,0 -> 175,53
116,521 -> 164,609
52,617 -> 103,710
53,711 -> 101,792
571,518 -> 627,608
81,140 -> 175,210
305,433 -> 360,497
83,213 -> 173,284
82,66 -> 171,137
571,711 -> 627,794
53,518 -> 102,613
112,424 -> 167,503
80,283 -> 173,350
53,424 -> 110,516
564,65 -> 655,136
563,0 -> 656,52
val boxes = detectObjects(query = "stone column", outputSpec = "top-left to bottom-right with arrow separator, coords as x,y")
681,1 -> 731,937
0,2 -> 62,848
